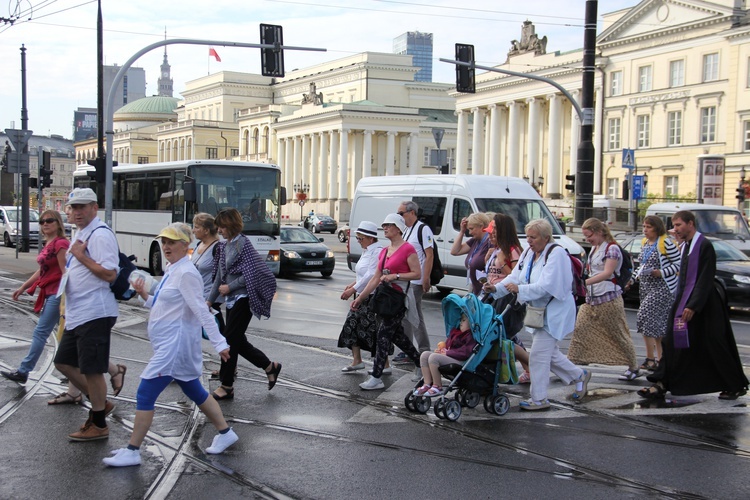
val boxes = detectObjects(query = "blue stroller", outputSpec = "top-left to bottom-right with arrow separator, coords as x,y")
403,293 -> 516,421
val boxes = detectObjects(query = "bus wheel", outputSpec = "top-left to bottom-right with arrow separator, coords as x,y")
150,244 -> 163,276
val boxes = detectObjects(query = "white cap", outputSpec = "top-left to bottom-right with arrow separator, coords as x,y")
356,221 -> 379,239
381,213 -> 406,234
66,188 -> 98,206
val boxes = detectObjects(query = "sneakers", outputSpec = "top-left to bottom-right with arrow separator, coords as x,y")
572,369 -> 592,401
206,428 -> 239,454
618,369 -> 640,381
359,376 -> 385,390
519,398 -> 550,411
410,367 -> 423,382
367,367 -> 392,375
1,370 -> 28,383
102,448 -> 141,467
69,422 -> 109,441
392,352 -> 413,365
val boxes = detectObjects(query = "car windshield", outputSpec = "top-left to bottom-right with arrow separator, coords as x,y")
5,209 -> 39,222
693,210 -> 750,240
712,240 -> 750,261
475,198 -> 562,235
281,228 -> 321,243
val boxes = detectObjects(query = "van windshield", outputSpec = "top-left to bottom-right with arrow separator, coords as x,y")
692,210 -> 750,240
475,199 -> 562,235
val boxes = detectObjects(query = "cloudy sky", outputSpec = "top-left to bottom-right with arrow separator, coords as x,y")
0,0 -> 637,138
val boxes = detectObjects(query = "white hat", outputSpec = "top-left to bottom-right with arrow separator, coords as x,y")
381,213 -> 406,234
66,188 -> 98,206
356,221 -> 379,239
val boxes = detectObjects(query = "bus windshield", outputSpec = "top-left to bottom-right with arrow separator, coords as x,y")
189,164 -> 281,237
475,198 -> 563,235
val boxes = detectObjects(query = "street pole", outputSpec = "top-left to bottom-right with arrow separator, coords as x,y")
96,0 -> 104,201
19,44 -> 30,253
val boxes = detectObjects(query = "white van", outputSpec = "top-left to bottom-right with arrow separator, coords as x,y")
0,205 -> 40,247
347,175 -> 584,293
645,202 -> 750,255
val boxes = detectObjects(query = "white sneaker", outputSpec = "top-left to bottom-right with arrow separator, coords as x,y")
102,448 -> 141,467
410,367 -> 423,382
367,367 -> 392,375
359,376 -> 385,390
206,428 -> 239,454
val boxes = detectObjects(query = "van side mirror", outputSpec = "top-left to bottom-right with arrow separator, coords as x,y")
183,177 -> 196,203
280,186 -> 287,205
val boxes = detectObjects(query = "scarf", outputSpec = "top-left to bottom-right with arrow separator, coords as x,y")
673,233 -> 703,349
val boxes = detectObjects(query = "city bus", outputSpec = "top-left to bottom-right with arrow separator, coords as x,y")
73,160 -> 286,275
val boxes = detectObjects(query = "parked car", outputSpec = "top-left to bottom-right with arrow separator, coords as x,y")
60,213 -> 74,238
337,224 -> 349,243
0,206 -> 40,247
299,214 -> 337,234
279,226 -> 335,278
616,233 -> 750,309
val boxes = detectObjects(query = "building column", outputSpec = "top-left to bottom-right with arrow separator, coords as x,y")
455,110 -> 468,175
329,130 -> 339,199
362,130 -> 373,179
526,97 -> 541,182
352,132 -> 362,198
471,107 -> 485,175
547,94 -> 563,198
569,90 -> 580,179
319,132 -> 329,200
301,134 -> 311,194
292,136 -> 301,187
408,132 -> 419,175
507,101 -> 521,178
338,129 -> 349,200
488,104 -> 501,176
593,86 -> 603,194
276,135 -> 284,171
310,133 -> 319,200
386,131 -> 396,176
284,138 -> 293,191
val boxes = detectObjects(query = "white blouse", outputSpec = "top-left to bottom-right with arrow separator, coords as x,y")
354,242 -> 383,294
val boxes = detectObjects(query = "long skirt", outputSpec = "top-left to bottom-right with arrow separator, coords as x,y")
567,296 -> 637,368
337,295 -> 391,357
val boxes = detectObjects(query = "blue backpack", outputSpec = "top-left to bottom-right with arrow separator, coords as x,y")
87,226 -> 137,300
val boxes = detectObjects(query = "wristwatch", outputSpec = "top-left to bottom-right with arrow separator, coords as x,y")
396,273 -> 400,280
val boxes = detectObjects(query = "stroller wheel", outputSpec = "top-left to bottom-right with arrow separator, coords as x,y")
434,399 -> 447,419
414,395 -> 431,414
404,393 -> 417,412
455,388 -> 466,406
483,396 -> 493,413
465,391 -> 481,409
445,400 -> 462,421
492,395 -> 510,416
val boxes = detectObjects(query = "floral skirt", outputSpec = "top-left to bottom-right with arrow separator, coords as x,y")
567,296 -> 637,368
337,295 -> 391,357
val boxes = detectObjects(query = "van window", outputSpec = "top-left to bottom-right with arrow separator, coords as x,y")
452,198 -> 473,231
476,198 -> 562,235
413,196 -> 446,235
659,210 -> 750,240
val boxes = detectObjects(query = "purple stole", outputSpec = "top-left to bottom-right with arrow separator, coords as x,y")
673,234 -> 703,349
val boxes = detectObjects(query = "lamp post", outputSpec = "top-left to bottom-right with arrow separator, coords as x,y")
293,182 -> 309,222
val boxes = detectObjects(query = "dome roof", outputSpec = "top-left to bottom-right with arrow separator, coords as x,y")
114,95 -> 179,117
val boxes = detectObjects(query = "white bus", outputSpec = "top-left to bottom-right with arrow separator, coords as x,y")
73,160 -> 287,275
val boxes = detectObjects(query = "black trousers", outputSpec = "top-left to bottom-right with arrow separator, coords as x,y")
220,297 -> 271,387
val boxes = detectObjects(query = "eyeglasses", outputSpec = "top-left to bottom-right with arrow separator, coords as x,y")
355,236 -> 365,241
397,210 -> 411,216
382,223 -> 395,229
39,218 -> 57,225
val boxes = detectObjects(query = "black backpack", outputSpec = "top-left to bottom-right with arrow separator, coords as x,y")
606,242 -> 633,290
416,222 -> 444,285
87,226 -> 137,300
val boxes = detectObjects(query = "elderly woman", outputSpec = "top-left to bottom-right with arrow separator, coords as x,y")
337,221 -> 392,372
353,214 -> 422,391
103,223 -> 237,467
490,219 -> 590,410
208,208 -> 280,400
568,218 -> 639,381
451,212 -> 491,295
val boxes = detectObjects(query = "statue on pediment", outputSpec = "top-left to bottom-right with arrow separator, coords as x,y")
508,20 -> 547,58
301,82 -> 323,105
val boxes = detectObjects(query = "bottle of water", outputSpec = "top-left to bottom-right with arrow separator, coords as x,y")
128,270 -> 157,295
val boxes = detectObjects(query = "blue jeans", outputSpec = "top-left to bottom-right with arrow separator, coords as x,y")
18,294 -> 61,375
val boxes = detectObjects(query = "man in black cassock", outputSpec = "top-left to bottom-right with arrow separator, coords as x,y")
640,210 -> 748,399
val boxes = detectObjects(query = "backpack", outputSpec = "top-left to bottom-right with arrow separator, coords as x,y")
605,242 -> 633,291
87,226 -> 137,301
543,244 -> 587,305
416,222 -> 444,285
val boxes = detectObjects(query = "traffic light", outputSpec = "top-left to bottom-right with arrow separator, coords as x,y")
737,184 -> 746,203
622,179 -> 629,201
260,24 -> 285,77
455,43 -> 475,94
565,174 -> 576,192
40,151 -> 53,188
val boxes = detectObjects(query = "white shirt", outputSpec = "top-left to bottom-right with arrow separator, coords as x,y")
64,217 -> 119,329
141,256 -> 230,381
354,242 -> 383,294
404,221 -> 433,285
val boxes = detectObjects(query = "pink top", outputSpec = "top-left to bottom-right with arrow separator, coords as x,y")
378,243 -> 417,291
486,245 -> 522,285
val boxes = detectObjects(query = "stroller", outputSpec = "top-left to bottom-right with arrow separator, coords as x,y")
403,293 -> 517,421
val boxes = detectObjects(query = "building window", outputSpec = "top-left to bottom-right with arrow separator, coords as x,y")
669,60 -> 684,87
700,107 -> 716,143
744,121 -> 750,151
703,53 -> 719,82
607,117 -> 621,150
667,111 -> 682,146
230,148 -> 239,157
206,147 -> 218,159
637,115 -> 650,148
664,176 -> 679,196
423,146 -> 430,166
610,71 -> 622,96
137,156 -> 149,164
639,66 -> 652,92
607,178 -> 618,198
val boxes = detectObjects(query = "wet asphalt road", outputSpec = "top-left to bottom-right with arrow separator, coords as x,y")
1,237 -> 750,499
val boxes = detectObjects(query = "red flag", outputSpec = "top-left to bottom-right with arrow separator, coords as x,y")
209,47 -> 221,62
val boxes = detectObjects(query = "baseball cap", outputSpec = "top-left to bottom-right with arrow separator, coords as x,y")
356,221 -> 379,239
65,188 -> 98,206
484,220 -> 495,233
381,213 -> 406,234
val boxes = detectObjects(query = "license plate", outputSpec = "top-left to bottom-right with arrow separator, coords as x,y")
307,260 -> 323,265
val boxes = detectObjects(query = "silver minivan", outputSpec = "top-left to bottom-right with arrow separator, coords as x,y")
0,205 -> 40,247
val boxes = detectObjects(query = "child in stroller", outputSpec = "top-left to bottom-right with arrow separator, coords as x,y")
414,313 -> 477,397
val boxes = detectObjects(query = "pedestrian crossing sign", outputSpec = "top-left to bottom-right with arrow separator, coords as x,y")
622,148 -> 635,169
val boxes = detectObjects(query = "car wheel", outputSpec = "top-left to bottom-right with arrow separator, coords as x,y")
149,244 -> 163,276
321,270 -> 333,277
4,232 -> 13,248
338,231 -> 347,243
313,225 -> 318,233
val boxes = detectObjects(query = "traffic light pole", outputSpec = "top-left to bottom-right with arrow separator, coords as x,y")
103,37 -> 325,226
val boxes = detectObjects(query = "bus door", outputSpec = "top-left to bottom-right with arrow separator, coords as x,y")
173,171 -> 186,223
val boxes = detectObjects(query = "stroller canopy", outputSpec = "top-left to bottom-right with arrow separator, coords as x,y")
441,294 -> 507,372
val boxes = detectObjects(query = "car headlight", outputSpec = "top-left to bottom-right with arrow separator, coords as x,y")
284,250 -> 300,259
733,274 -> 750,284
11,228 -> 18,235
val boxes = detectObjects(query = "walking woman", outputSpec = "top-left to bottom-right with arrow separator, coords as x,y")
450,212 -> 491,295
568,218 -> 640,381
629,216 -> 680,371
104,223 -> 237,467
208,208 -> 281,400
353,214 -> 422,391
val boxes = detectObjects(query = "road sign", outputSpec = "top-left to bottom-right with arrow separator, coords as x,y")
432,128 -> 444,149
4,128 -> 33,152
622,148 -> 635,169
6,152 -> 30,174
632,175 -> 644,199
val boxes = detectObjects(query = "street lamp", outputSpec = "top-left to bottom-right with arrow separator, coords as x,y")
293,181 -> 310,221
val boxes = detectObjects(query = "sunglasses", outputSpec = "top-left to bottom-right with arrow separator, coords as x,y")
355,236 -> 365,241
397,210 -> 411,216
39,218 -> 57,224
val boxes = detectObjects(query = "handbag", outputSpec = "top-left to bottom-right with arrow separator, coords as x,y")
492,293 -> 526,337
370,282 -> 408,318
524,297 -> 553,329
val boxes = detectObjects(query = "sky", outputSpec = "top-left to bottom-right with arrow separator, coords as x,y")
0,0 -> 637,139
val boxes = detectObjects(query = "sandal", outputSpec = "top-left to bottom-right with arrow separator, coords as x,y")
211,386 -> 234,400
47,392 -> 83,405
618,369 -> 640,381
718,389 -> 747,400
637,383 -> 666,399
639,358 -> 658,371
413,384 -> 431,396
572,369 -> 592,401
110,364 -> 127,397
267,362 -> 282,391
518,371 -> 531,384
424,386 -> 443,397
